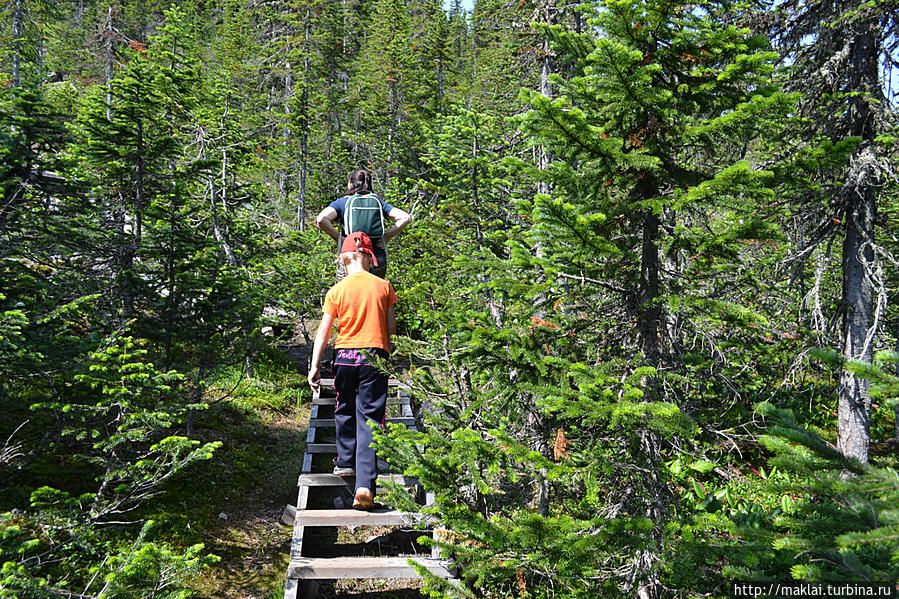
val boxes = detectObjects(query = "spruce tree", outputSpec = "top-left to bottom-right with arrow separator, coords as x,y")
377,0 -> 804,596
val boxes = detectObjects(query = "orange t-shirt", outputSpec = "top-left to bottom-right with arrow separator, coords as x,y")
323,271 -> 398,352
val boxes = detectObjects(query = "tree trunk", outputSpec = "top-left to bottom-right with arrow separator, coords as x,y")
281,59 -> 293,213
13,0 -> 23,87
296,8 -> 311,231
135,120 -> 144,243
36,24 -> 43,84
837,149 -> 877,463
164,202 -> 177,370
536,6 -> 552,198
837,25 -> 881,463
471,129 -> 483,249
210,169 -> 237,266
120,118 -> 145,319
532,12 -> 554,515
387,76 -> 398,181
436,56 -> 445,117
638,203 -> 661,365
105,6 -> 114,122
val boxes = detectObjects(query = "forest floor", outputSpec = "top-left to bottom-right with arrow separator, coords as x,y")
180,342 -> 429,599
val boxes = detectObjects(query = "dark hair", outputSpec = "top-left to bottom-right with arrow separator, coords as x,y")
346,169 -> 373,195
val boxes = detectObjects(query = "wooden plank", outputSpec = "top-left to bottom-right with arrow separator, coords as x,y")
295,485 -> 310,512
298,473 -> 418,487
288,556 -> 453,580
425,491 -> 442,558
304,420 -> 318,447
304,442 -> 413,456
301,404 -> 318,474
287,372 -> 461,589
289,486 -> 311,558
305,443 -> 336,454
281,504 -> 297,526
294,509 -> 433,527
283,576 -> 298,599
308,417 -> 415,428
289,524 -> 305,562
318,378 -> 409,389
313,396 -> 409,407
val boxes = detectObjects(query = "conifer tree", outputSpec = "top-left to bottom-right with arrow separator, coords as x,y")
378,1 -> 803,596
520,0 -> 788,369
66,5 -> 255,357
770,0 -> 899,463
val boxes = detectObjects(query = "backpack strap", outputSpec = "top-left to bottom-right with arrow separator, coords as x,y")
373,195 -> 386,238
342,194 -> 357,234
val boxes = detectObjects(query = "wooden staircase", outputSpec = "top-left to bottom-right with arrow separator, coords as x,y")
282,377 -> 455,598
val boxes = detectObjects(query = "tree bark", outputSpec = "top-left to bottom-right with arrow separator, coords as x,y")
120,118 -> 145,320
535,5 -> 552,198
105,6 -> 114,122
296,7 -> 311,231
135,120 -> 144,244
387,76 -> 398,181
837,148 -> 877,463
281,58 -> 293,213
13,0 -> 23,87
837,24 -> 881,463
211,169 -> 237,266
638,203 -> 661,364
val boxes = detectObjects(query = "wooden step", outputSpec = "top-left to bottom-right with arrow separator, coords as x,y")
305,443 -> 336,454
294,508 -> 433,527
308,417 -> 415,428
305,442 -> 410,456
313,395 -> 410,407
318,378 -> 408,389
288,556 -> 453,579
298,473 -> 417,487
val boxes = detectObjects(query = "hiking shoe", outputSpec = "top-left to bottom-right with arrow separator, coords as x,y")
353,487 -> 374,510
333,465 -> 356,477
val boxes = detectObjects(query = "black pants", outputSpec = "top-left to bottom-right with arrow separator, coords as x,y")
333,352 -> 388,492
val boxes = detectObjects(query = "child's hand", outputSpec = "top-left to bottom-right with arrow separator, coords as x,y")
308,366 -> 321,391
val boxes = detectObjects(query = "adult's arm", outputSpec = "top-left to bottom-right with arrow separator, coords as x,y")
314,206 -> 341,241
308,312 -> 335,391
383,207 -> 412,242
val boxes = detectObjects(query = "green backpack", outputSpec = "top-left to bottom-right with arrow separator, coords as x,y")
343,193 -> 386,238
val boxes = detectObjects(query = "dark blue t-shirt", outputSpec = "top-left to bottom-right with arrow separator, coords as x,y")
329,194 -> 395,233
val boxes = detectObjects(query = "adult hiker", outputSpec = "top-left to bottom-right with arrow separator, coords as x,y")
314,168 -> 412,279
308,231 -> 398,510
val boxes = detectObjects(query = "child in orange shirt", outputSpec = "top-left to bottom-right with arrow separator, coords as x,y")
308,232 -> 398,510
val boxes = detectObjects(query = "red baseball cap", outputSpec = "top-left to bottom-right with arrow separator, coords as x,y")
341,231 -> 378,266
